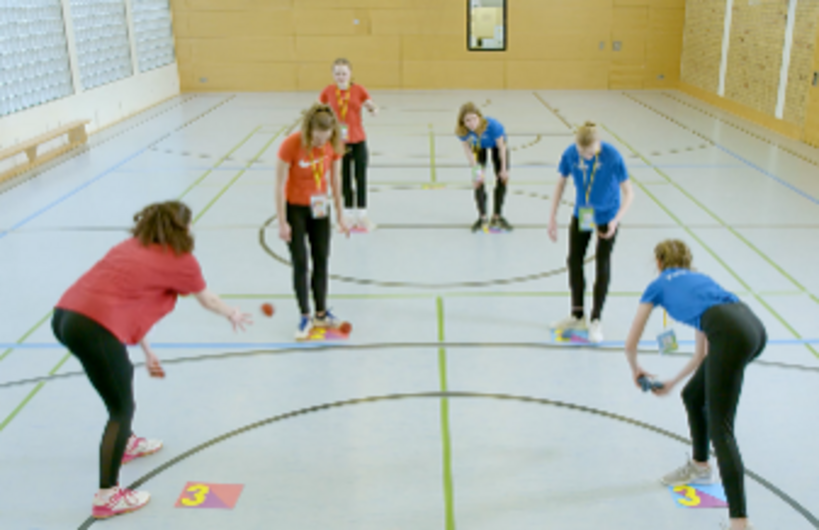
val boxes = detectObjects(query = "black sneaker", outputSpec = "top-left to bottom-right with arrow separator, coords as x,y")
471,218 -> 487,232
492,216 -> 513,231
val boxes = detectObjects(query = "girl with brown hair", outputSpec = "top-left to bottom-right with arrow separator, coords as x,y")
548,121 -> 634,342
456,102 -> 512,232
52,200 -> 252,519
276,103 -> 349,339
625,239 -> 765,530
319,58 -> 378,231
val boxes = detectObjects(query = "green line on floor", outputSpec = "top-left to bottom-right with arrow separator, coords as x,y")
429,124 -> 438,183
0,352 -> 70,434
0,310 -> 53,364
602,123 -> 818,359
193,126 -> 286,224
437,296 -> 457,530
178,125 -> 263,199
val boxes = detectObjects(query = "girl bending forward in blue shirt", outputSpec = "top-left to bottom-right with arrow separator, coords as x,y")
626,239 -> 766,530
456,102 -> 512,232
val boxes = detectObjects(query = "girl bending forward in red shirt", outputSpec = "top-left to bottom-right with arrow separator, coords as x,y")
53,201 -> 252,519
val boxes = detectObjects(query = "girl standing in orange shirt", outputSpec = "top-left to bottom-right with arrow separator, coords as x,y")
319,58 -> 378,231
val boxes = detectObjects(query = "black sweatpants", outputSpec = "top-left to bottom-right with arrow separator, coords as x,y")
287,203 -> 331,315
474,147 -> 509,217
567,215 -> 617,321
342,141 -> 368,210
684,302 -> 766,519
52,308 -> 135,490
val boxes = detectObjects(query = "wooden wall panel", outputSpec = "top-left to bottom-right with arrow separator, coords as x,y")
506,61 -> 610,90
403,62 -> 505,89
171,0 -> 685,91
297,61 -> 401,91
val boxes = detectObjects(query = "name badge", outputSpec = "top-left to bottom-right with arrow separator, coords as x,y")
657,328 -> 678,355
310,194 -> 330,219
578,207 -> 595,232
340,124 -> 349,142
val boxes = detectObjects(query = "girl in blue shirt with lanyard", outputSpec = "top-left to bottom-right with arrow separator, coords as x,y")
456,102 -> 512,232
626,240 -> 765,530
548,122 -> 634,342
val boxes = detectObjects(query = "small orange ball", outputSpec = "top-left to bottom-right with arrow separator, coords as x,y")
261,303 -> 275,317
339,321 -> 352,334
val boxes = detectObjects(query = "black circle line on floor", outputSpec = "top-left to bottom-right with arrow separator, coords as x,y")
260,214 -> 595,288
4,342 -> 817,391
77,390 -> 818,529
259,185 -> 584,288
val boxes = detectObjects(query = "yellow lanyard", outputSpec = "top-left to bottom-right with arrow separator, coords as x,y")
581,153 -> 599,205
308,148 -> 324,190
336,86 -> 350,121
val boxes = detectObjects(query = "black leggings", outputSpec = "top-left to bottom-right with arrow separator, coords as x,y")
567,215 -> 617,321
684,302 -> 766,519
287,203 -> 331,315
52,308 -> 134,490
342,141 -> 368,209
474,147 -> 508,217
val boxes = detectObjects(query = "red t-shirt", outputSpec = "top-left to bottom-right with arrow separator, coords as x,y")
319,84 -> 370,144
278,132 -> 341,206
56,238 -> 207,345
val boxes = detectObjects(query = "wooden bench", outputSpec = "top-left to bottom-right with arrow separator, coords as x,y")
0,120 -> 91,185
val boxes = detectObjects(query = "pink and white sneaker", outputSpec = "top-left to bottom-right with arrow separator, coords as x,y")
122,435 -> 163,464
92,486 -> 150,519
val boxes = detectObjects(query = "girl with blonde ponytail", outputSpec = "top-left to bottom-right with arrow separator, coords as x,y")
276,103 -> 349,339
548,121 -> 634,342
625,239 -> 765,530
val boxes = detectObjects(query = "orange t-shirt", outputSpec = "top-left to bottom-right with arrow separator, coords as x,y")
319,83 -> 371,144
278,132 -> 341,206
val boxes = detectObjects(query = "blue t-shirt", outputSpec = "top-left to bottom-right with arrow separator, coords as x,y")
558,142 -> 628,226
459,117 -> 506,149
640,268 -> 739,330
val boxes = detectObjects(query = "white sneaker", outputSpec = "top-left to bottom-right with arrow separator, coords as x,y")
357,215 -> 376,232
295,315 -> 312,340
92,486 -> 150,519
661,458 -> 714,486
314,309 -> 341,328
588,319 -> 604,343
720,523 -> 756,530
550,315 -> 587,331
122,435 -> 163,464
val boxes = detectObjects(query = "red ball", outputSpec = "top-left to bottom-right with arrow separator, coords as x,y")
339,321 -> 352,334
261,303 -> 275,317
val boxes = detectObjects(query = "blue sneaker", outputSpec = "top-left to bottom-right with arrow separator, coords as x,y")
314,309 -> 341,328
295,315 -> 312,340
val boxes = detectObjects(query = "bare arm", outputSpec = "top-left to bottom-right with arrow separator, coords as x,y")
329,158 -> 345,225
666,330 -> 708,388
549,177 -> 568,221
194,288 -> 238,318
496,137 -> 508,175
363,99 -> 378,115
461,141 -> 477,167
275,159 -> 289,225
613,179 -> 635,225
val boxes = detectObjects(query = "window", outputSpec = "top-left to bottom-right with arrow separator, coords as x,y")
69,0 -> 133,90
468,0 -> 506,52
132,0 -> 175,72
0,0 -> 75,117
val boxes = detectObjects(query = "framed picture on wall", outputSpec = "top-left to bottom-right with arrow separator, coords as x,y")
467,0 -> 507,52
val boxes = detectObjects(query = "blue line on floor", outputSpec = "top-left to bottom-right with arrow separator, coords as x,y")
710,144 -> 819,205
1,339 -> 817,349
0,147 -> 149,240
